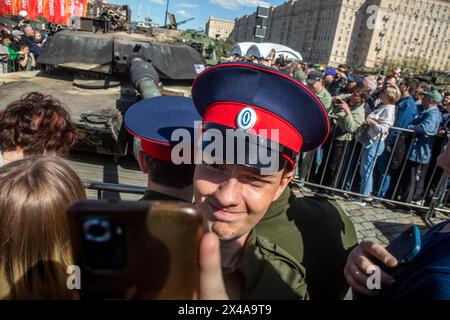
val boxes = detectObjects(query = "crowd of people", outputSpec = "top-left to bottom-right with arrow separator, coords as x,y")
0,22 -> 46,74
0,41 -> 449,300
228,53 -> 450,207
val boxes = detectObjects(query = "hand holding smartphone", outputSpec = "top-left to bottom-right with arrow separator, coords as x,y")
67,200 -> 203,300
385,225 -> 421,265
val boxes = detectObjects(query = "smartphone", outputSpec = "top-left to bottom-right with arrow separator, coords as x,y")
67,200 -> 203,300
385,225 -> 421,265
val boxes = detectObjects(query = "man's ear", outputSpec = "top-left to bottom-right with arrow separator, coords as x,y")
137,151 -> 149,174
273,168 -> 293,201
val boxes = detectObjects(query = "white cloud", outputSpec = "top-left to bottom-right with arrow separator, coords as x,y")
209,0 -> 270,10
176,10 -> 191,18
150,0 -> 165,6
174,3 -> 198,8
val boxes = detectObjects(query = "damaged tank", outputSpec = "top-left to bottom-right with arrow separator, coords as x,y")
133,25 -> 225,66
414,71 -> 450,90
180,30 -> 226,66
0,29 -> 206,157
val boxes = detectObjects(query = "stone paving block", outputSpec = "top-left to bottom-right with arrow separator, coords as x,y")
325,195 -> 446,243
374,208 -> 391,214
362,222 -> 374,230
363,237 -> 378,243
350,216 -> 365,223
374,229 -> 384,236
348,210 -> 365,217
374,214 -> 389,220
361,229 -> 377,237
364,215 -> 383,222
365,208 -> 378,215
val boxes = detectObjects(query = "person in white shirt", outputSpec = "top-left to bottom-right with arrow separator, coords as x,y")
356,85 -> 401,204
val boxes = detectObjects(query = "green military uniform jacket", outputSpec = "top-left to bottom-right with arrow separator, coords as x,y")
225,229 -> 309,300
316,87 -> 333,114
330,102 -> 366,142
255,187 -> 358,299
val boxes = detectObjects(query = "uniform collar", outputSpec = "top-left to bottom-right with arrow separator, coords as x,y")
421,105 -> 439,114
264,187 -> 294,220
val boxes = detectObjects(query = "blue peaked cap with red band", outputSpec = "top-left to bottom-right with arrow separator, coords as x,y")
192,63 -> 330,156
124,96 -> 201,161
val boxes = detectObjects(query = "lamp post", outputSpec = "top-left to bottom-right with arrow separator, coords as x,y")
164,0 -> 170,27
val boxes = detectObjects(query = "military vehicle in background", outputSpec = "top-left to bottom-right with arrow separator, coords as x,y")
414,71 -> 450,90
134,18 -> 159,32
135,26 -> 225,66
0,28 -> 206,158
132,12 -> 225,66
180,30 -> 226,66
69,0 -> 132,33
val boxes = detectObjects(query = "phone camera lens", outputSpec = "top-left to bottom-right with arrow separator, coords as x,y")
83,219 -> 112,243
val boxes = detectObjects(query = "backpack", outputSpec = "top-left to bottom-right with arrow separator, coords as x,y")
389,132 -> 410,170
355,123 -> 372,147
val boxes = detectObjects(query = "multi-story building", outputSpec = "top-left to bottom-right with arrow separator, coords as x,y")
205,17 -> 235,40
228,0 -> 450,71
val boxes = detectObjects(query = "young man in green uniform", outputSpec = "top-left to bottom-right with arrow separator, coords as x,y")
191,63 -> 357,299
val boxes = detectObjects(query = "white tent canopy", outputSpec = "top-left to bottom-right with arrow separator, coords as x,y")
229,42 -> 257,57
245,43 -> 303,62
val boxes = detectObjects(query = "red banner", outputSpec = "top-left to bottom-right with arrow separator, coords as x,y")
37,0 -> 45,16
1,0 -> 13,15
0,0 -> 87,25
12,0 -> 22,15
53,0 -> 62,24
27,0 -> 37,19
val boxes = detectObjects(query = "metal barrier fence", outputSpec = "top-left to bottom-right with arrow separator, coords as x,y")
0,58 -> 47,73
294,119 -> 450,224
83,180 -> 146,200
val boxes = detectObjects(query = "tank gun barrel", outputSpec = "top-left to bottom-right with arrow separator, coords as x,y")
128,54 -> 161,99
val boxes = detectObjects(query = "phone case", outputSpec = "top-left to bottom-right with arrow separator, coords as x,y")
386,225 -> 421,264
67,200 -> 203,300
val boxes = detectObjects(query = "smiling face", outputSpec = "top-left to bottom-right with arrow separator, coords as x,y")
194,163 -> 292,242
1,37 -> 11,45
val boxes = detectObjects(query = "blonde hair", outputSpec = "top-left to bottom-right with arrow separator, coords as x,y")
0,156 -> 86,299
382,85 -> 402,104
